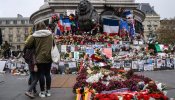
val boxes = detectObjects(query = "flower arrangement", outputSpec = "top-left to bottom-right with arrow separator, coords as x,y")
56,34 -> 121,45
73,42 -> 168,100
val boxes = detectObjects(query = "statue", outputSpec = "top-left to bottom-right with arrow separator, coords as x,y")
77,0 -> 99,33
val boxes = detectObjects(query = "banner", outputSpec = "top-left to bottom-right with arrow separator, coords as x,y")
66,10 -> 75,16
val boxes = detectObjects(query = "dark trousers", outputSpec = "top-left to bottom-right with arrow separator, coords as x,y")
28,71 -> 39,92
37,63 -> 52,91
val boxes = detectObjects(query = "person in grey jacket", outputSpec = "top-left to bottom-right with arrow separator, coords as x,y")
25,22 -> 53,98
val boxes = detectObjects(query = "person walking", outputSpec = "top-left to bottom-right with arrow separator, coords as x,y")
25,22 -> 53,98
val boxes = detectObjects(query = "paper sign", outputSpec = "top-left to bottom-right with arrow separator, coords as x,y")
0,61 -> 6,72
132,61 -> 138,69
102,48 -> 112,59
86,49 -> 94,56
61,45 -> 67,52
74,52 -> 79,60
68,62 -> 76,68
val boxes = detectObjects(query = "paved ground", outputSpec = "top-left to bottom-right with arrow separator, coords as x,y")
0,70 -> 175,100
137,70 -> 175,98
0,74 -> 75,100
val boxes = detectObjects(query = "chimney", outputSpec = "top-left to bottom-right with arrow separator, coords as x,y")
152,6 -> 154,10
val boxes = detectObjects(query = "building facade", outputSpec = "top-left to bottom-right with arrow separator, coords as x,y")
138,3 -> 160,41
0,14 -> 32,51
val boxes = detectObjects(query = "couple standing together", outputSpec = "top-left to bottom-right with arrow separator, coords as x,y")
24,22 -> 53,98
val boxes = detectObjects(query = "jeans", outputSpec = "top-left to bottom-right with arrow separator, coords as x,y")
28,71 -> 39,92
37,63 -> 52,91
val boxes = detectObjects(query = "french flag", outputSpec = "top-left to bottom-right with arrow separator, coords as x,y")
58,16 -> 64,32
123,10 -> 133,19
63,18 -> 71,31
103,18 -> 119,36
55,24 -> 61,36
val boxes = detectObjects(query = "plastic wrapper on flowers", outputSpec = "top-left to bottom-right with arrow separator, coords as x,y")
94,90 -> 168,100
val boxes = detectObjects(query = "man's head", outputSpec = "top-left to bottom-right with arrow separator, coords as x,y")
35,22 -> 46,31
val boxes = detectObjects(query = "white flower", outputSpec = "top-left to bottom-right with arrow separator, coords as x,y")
86,72 -> 104,83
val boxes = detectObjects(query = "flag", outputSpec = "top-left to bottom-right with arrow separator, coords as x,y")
54,24 -> 61,36
103,18 -> 119,36
120,18 -> 129,32
58,16 -> 64,32
63,18 -> 71,31
129,19 -> 135,37
123,10 -> 133,19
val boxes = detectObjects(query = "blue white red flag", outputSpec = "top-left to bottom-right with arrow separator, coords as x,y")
58,16 -> 64,32
55,24 -> 62,36
63,18 -> 71,31
103,18 -> 119,36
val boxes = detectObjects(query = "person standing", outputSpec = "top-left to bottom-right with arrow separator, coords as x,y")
25,22 -> 53,98
1,41 -> 11,59
23,31 -> 38,98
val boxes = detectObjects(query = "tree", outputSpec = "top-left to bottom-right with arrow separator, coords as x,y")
156,29 -> 175,45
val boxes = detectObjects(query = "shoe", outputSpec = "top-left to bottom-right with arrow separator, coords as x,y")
46,90 -> 51,97
25,91 -> 34,99
33,91 -> 38,96
39,92 -> 46,98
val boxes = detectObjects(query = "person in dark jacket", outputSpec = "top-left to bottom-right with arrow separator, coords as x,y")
1,41 -> 11,58
24,31 -> 38,98
25,22 -> 53,98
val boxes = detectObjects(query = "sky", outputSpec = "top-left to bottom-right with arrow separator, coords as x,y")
0,0 -> 175,19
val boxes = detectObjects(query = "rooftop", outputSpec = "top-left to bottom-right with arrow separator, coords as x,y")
138,3 -> 159,16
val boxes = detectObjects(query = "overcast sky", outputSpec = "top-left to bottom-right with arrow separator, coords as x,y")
0,0 -> 175,19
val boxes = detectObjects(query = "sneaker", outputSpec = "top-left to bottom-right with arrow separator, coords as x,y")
33,91 -> 38,96
39,92 -> 46,98
46,90 -> 51,97
25,91 -> 34,99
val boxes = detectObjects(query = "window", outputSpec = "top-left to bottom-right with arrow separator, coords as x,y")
0,21 -> 2,24
147,25 -> 151,27
24,28 -> 28,34
17,35 -> 21,42
9,34 -> 13,42
13,20 -> 17,24
6,20 -> 10,24
21,20 -> 25,24
9,28 -> 13,34
25,20 -> 29,24
17,28 -> 20,34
